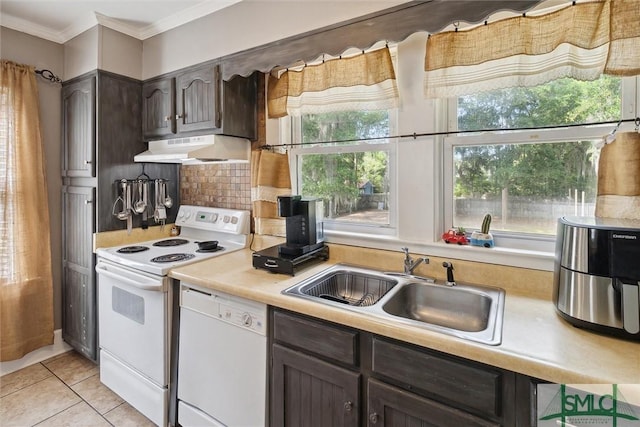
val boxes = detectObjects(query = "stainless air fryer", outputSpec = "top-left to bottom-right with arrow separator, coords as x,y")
554,216 -> 640,340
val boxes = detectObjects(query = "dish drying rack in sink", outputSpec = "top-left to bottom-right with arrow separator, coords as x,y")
304,271 -> 396,307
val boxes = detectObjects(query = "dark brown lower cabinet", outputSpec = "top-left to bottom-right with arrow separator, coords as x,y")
271,344 -> 360,427
367,379 -> 498,427
270,308 -> 539,427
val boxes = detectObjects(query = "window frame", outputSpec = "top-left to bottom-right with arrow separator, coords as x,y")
443,76 -> 638,253
288,112 -> 399,237
443,126 -> 609,252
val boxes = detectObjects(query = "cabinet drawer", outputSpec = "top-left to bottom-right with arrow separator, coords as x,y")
372,337 -> 502,418
273,310 -> 358,366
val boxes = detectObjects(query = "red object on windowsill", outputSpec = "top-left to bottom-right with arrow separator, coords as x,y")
442,229 -> 469,245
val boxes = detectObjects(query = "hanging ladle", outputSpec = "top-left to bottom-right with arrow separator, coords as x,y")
134,180 -> 146,214
115,180 -> 129,221
162,180 -> 173,209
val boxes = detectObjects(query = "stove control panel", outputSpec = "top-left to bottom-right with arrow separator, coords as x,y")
175,205 -> 250,234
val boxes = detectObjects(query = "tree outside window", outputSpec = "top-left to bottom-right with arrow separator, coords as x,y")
297,111 -> 391,225
453,76 -> 622,234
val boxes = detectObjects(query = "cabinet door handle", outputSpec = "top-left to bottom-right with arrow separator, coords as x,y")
343,401 -> 353,412
176,114 -> 185,119
84,160 -> 92,164
164,115 -> 172,121
369,413 -> 379,424
84,200 -> 93,205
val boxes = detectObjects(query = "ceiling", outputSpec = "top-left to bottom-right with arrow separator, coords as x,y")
0,0 -> 242,43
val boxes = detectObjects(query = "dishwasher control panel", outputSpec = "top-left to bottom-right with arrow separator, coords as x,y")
180,283 -> 267,336
218,300 -> 266,334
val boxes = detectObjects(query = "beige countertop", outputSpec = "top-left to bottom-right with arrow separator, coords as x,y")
168,239 -> 640,385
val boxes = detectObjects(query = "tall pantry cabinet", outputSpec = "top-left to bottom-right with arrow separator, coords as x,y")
61,70 -> 178,361
61,73 -> 97,361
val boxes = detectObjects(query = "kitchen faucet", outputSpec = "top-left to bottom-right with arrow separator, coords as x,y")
442,262 -> 456,286
401,247 -> 429,275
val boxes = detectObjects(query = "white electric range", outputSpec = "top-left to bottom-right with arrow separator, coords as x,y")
97,205 -> 250,275
95,205 -> 250,427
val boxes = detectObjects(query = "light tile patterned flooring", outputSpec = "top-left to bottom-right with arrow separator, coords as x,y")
0,351 -> 155,427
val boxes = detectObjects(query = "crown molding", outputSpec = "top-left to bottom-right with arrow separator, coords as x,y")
94,12 -> 140,39
137,0 -> 242,40
59,12 -> 100,43
1,0 -> 242,44
1,13 -> 67,44
2,10 -> 99,44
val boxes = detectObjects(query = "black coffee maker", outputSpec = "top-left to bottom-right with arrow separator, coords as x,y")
252,195 -> 329,275
277,195 -> 324,256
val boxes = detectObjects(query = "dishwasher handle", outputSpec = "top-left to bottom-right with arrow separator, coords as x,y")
96,261 -> 166,291
181,287 -> 219,317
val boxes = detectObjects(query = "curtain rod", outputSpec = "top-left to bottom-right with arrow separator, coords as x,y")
262,117 -> 640,150
35,69 -> 62,84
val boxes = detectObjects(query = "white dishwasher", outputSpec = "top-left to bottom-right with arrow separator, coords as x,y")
177,283 -> 267,427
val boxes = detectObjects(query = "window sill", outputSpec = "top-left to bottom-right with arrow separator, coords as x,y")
325,230 -> 555,271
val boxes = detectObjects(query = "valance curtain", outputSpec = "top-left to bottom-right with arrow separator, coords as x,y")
267,47 -> 399,118
0,60 -> 54,361
424,0 -> 640,98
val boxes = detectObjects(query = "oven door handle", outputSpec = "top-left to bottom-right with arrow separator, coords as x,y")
96,262 -> 165,291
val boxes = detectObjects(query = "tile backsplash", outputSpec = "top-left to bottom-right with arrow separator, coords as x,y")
180,163 -> 251,210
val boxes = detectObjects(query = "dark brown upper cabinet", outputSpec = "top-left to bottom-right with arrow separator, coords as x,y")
142,78 -> 175,138
62,76 -> 96,177
142,64 -> 257,141
176,65 -> 220,134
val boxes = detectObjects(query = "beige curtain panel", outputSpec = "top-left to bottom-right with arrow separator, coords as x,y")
607,0 -> 640,76
251,150 -> 292,236
595,132 -> 640,220
268,47 -> 399,118
424,0 -> 640,98
0,60 -> 54,361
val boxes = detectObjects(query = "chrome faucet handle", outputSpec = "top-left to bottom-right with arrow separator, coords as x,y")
400,248 -> 431,276
401,247 -> 412,265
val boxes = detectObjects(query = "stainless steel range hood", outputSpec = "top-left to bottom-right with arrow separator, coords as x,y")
134,135 -> 250,164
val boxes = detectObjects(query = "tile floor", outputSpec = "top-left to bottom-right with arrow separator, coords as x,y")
0,351 -> 155,427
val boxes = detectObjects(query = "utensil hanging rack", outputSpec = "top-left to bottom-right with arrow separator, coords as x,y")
111,175 -> 174,232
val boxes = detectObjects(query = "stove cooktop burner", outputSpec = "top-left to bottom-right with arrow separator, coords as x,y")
151,253 -> 196,263
117,246 -> 149,254
153,238 -> 189,247
196,246 -> 225,254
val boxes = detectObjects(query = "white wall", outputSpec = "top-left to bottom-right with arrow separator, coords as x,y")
1,27 -> 65,329
99,26 -> 143,80
64,25 -> 143,81
63,26 -> 99,80
142,0 -> 408,79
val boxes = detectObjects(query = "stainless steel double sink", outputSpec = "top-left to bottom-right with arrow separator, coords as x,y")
282,264 -> 505,345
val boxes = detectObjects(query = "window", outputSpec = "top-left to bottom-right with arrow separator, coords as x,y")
277,30 -> 637,270
445,76 -> 624,238
290,110 -> 397,232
